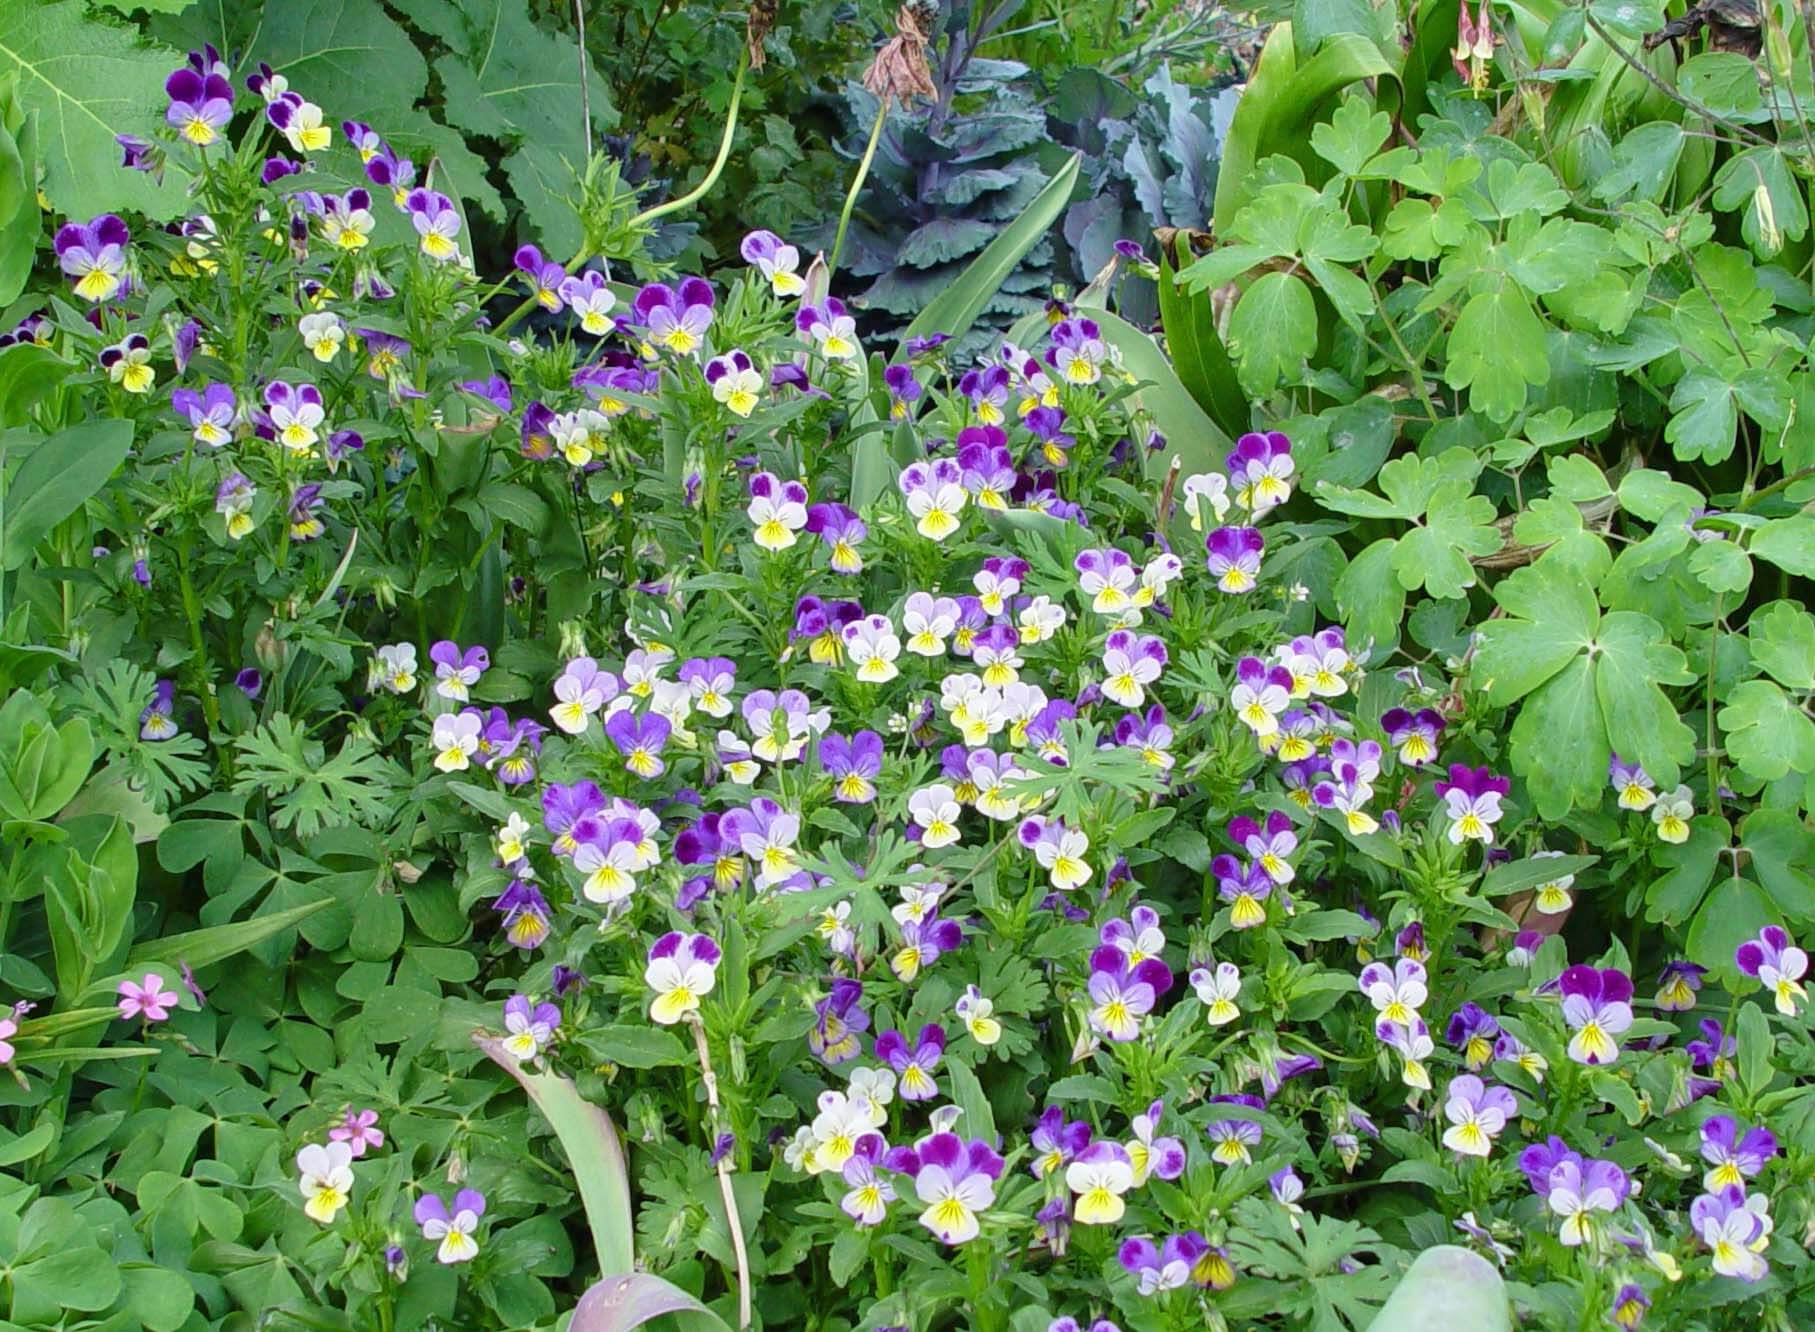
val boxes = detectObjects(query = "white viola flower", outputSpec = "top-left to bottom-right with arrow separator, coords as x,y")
552,408 -> 609,468
1358,959 -> 1428,1026
910,784 -> 962,848
810,1090 -> 876,1172
622,646 -> 675,699
495,812 -> 531,865
746,471 -> 809,551
644,931 -> 722,1025
1651,785 -> 1693,843
1190,961 -> 1242,1026
891,883 -> 945,926
431,711 -> 483,773
900,460 -> 968,542
501,994 -> 560,1060
902,592 -> 959,657
296,1142 -> 355,1224
1015,595 -> 1066,645
1066,1143 -> 1135,1225
848,1066 -> 896,1124
844,615 -> 901,684
1180,470 -> 1231,531
954,985 -> 1002,1046
299,311 -> 345,363
369,642 -> 418,694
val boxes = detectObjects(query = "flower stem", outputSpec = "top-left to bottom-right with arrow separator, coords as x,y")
831,92 -> 890,278
689,1017 -> 752,1328
633,55 -> 749,229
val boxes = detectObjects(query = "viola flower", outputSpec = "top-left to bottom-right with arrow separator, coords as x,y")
165,67 -> 233,146
740,229 -> 805,296
1608,754 -> 1657,810
966,625 -> 1018,689
747,471 -> 809,550
1205,526 -> 1264,593
883,363 -> 922,418
598,709 -> 668,778
1067,1142 -> 1135,1224
901,592 -> 958,656
1559,965 -> 1634,1065
900,458 -> 968,541
891,912 -> 962,982
809,979 -> 870,1065
798,298 -> 858,359
495,879 -> 551,949
741,687 -> 828,764
1190,961 -> 1242,1026
431,710 -> 483,773
174,383 -> 236,447
1493,1031 -> 1548,1082
1445,1003 -> 1501,1071
268,92 -> 331,152
909,1133 -> 1004,1245
1232,656 -> 1294,737
1118,1234 -> 1198,1295
402,188 -> 461,261
139,679 -> 178,741
1230,811 -> 1298,885
298,311 -> 344,363
101,333 -> 154,394
822,730 -> 882,803
805,503 -> 866,574
1609,1283 -> 1649,1329
505,243 -> 567,311
1377,1017 -> 1436,1089
722,797 -> 801,889
318,190 -> 375,252
264,380 -> 325,454
1505,930 -> 1544,966
1435,764 -> 1511,845
296,1142 -> 354,1223
637,278 -> 715,355
286,483 -> 326,541
1734,925 -> 1807,1016
707,349 -> 763,417
1113,706 -> 1175,773
844,615 -> 902,684
958,430 -> 1016,508
56,214 -> 130,302
1699,1115 -> 1776,1191
1075,547 -> 1137,614
1526,850 -> 1576,914
645,932 -> 722,1025
427,641 -> 489,702
1126,1100 -> 1186,1185
329,1109 -> 385,1158
841,1140 -> 896,1225
1100,630 -> 1166,708
954,986 -> 1001,1045
371,643 -> 418,694
1048,318 -> 1106,385
501,994 -> 560,1059
1650,785 -> 1693,843
1102,905 -> 1166,966
811,1092 -> 881,1169
1206,1114 -> 1263,1166
415,1189 -> 486,1264
550,657 -> 616,734
1030,1106 -> 1092,1179
1025,404 -> 1076,468
1381,707 -> 1444,767
877,1024 -> 945,1100
677,657 -> 736,719
1440,1075 -> 1516,1157
1019,815 -> 1091,891
1690,1186 -> 1769,1281
1213,855 -> 1272,929
1654,960 -> 1706,1012
117,972 -> 179,1022
1226,430 -> 1295,511
1086,945 -> 1171,1042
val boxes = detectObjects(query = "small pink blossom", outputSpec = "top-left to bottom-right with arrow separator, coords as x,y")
117,973 -> 179,1023
329,1108 -> 385,1158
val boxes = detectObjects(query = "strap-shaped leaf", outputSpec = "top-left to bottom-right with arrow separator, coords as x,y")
572,1273 -> 731,1332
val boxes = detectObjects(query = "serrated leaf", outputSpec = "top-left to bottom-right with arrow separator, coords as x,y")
1719,680 -> 1815,781
0,1 -> 192,218
1445,280 -> 1550,421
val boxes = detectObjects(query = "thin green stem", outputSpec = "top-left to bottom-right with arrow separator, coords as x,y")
632,56 -> 749,229
831,93 -> 891,277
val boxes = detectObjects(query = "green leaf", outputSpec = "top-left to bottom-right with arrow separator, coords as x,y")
1712,147 -> 1808,257
1665,368 -> 1738,463
1749,516 -> 1815,577
1226,270 -> 1317,395
1644,815 -> 1727,923
0,343 -> 72,430
1363,1246 -> 1509,1332
1445,280 -> 1550,421
1481,852 -> 1599,898
1719,680 -> 1815,781
1739,808 -> 1815,918
1508,656 -> 1605,818
1617,466 -> 1703,521
895,153 -> 1080,359
1597,123 -> 1686,204
571,1273 -> 731,1332
1466,159 -> 1570,221
1475,560 -> 1599,705
250,0 -> 426,116
0,1 -> 191,218
584,1024 -> 690,1069
1593,612 -> 1696,786
1157,239 -> 1248,438
1686,875 -> 1774,980
1736,1002 -> 1773,1096
474,1033 -> 635,1275
1677,52 -> 1766,120
120,897 -> 331,975
1089,308 -> 1232,483
1392,487 -> 1499,598
1336,538 -> 1406,655
1745,601 -> 1815,689
1308,94 -> 1391,177
3,419 -> 132,569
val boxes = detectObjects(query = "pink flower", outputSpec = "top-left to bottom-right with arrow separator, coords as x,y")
329,1108 -> 385,1158
117,973 -> 179,1023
